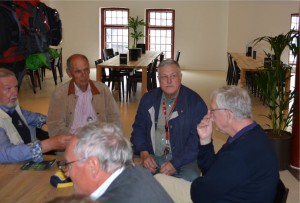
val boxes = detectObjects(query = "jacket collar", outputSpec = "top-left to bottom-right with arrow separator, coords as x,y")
68,79 -> 100,95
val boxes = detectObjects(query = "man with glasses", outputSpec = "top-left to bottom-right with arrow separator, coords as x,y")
47,54 -> 121,137
191,85 -> 279,202
131,59 -> 208,181
0,68 -> 71,163
60,123 -> 173,203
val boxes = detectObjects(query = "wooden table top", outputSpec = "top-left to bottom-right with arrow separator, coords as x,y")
230,52 -> 264,71
0,156 -> 74,203
97,51 -> 161,69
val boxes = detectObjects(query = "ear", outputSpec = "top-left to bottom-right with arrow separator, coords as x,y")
66,69 -> 72,78
87,156 -> 101,179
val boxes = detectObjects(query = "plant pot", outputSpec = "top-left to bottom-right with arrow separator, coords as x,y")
129,48 -> 141,61
265,129 -> 292,171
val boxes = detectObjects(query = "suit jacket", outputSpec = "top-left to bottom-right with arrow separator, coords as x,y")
98,165 -> 174,203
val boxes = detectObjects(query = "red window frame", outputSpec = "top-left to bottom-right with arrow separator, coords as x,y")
101,8 -> 129,58
146,9 -> 175,59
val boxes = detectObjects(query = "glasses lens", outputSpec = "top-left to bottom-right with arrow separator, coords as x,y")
57,160 -> 67,172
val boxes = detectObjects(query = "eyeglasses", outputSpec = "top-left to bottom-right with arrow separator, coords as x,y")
210,108 -> 229,112
158,73 -> 179,81
57,159 -> 86,172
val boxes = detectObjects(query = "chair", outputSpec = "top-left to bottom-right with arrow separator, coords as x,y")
103,48 -> 115,61
273,179 -> 289,203
175,50 -> 181,62
96,57 -> 125,101
231,57 -> 240,85
41,48 -> 63,85
226,52 -> 234,85
126,58 -> 158,101
95,59 -> 112,88
26,69 -> 42,94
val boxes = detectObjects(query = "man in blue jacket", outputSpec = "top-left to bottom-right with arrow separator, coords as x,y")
131,59 -> 208,181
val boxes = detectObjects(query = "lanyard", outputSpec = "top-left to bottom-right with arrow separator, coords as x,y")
162,96 -> 179,143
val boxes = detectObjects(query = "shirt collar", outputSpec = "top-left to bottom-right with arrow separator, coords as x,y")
226,121 -> 257,145
68,80 -> 100,95
0,105 -> 16,114
90,166 -> 125,200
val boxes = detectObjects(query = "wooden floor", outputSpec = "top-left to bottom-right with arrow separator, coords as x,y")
18,68 -> 299,203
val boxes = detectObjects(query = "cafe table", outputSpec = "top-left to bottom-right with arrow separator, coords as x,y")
230,52 -> 264,87
0,155 -> 74,203
96,51 -> 161,95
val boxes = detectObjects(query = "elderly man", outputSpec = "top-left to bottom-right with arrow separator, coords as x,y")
61,123 -> 173,203
47,54 -> 121,137
131,59 -> 208,181
0,68 -> 71,163
191,86 -> 279,202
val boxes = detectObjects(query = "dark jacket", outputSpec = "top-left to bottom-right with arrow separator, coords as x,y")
98,165 -> 174,203
131,85 -> 208,169
191,125 -> 279,203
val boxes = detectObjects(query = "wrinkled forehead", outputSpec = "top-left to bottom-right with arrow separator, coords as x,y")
0,75 -> 18,86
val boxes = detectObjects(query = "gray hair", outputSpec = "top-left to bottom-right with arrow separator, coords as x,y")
0,68 -> 16,79
74,123 -> 133,174
66,54 -> 89,71
211,86 -> 252,119
158,58 -> 180,70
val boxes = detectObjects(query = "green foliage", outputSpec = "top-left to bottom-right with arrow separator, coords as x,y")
128,16 -> 146,48
25,48 -> 59,70
252,30 -> 298,135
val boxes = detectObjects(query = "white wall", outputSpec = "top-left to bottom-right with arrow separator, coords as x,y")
48,1 -> 298,71
227,1 -> 299,64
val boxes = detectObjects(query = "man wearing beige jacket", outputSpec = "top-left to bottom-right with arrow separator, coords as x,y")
47,54 -> 121,137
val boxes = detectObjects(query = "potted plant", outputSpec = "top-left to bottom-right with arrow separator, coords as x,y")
252,30 -> 298,170
128,16 -> 146,60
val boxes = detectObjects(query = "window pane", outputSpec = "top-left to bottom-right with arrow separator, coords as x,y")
102,8 -> 129,54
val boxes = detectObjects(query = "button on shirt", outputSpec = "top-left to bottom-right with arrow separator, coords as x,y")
70,84 -> 98,134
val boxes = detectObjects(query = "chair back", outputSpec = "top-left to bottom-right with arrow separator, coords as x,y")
159,52 -> 164,62
103,48 -> 115,61
175,50 -> 181,62
94,59 -> 106,78
273,179 -> 289,203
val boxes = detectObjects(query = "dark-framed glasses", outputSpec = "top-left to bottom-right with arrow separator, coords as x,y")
57,159 -> 85,172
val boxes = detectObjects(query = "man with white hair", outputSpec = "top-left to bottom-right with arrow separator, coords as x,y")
61,123 -> 173,203
191,85 -> 279,202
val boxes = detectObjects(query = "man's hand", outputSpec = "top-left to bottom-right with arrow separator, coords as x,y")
140,151 -> 158,173
41,134 -> 72,153
197,111 -> 213,145
159,161 -> 176,175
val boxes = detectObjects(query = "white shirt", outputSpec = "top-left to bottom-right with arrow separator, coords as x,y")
69,83 -> 98,134
90,167 -> 125,200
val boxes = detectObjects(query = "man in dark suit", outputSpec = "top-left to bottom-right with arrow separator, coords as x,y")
61,122 -> 173,203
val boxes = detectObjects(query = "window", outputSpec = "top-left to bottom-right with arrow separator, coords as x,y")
289,13 -> 299,67
146,9 -> 175,59
101,8 -> 129,56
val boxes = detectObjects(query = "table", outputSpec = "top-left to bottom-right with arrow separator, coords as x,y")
230,52 -> 264,87
0,156 -> 74,203
96,51 -> 161,95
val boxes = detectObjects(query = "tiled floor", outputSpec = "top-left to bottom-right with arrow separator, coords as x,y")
18,68 -> 299,202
